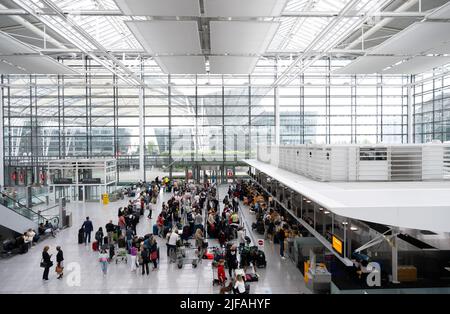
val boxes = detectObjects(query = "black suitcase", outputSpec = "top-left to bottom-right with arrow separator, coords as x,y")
78,228 -> 84,244
256,250 -> 267,268
103,236 -> 109,245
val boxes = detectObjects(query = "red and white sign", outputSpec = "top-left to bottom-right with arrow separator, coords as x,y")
258,239 -> 265,250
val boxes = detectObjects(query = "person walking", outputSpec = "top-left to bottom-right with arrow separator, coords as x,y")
56,246 -> 64,279
41,246 -> 53,281
82,217 -> 94,245
98,248 -> 109,276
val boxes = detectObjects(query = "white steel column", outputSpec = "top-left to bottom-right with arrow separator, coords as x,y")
407,75 -> 414,143
275,87 -> 280,145
391,233 -> 399,283
0,84 -> 4,187
139,86 -> 145,181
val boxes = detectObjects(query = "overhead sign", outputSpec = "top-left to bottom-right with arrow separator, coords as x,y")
332,235 -> 343,256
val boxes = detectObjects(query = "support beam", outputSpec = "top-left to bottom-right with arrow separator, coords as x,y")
139,86 -> 145,181
0,9 -> 429,18
407,75 -> 414,143
0,82 -> 3,188
391,234 -> 399,283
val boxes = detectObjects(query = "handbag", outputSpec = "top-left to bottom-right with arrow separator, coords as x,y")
40,259 -> 53,268
150,250 -> 158,261
55,266 -> 63,274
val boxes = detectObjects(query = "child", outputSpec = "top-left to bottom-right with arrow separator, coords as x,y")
218,259 -> 226,286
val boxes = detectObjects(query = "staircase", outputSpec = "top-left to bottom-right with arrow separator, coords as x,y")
0,193 -> 58,234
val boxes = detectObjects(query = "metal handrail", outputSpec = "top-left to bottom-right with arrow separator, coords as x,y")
0,192 -> 58,225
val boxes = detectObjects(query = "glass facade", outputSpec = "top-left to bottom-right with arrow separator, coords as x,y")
413,67 -> 450,143
1,57 -> 408,185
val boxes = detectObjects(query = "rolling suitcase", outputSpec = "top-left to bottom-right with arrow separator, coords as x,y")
92,241 -> 99,251
78,228 -> 84,244
153,224 -> 158,235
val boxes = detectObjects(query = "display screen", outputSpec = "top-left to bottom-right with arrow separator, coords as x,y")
332,235 -> 343,255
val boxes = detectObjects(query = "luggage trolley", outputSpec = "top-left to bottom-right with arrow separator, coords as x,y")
113,247 -> 127,264
176,242 -> 200,269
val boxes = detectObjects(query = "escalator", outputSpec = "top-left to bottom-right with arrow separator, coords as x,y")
0,192 -> 59,234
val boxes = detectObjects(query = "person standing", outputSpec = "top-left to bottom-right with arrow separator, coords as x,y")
82,217 -> 93,245
126,227 -> 134,250
41,246 -> 53,281
147,201 -> 154,220
149,238 -> 159,271
105,220 -> 115,245
95,227 -> 104,249
278,227 -> 286,259
56,246 -> 64,279
98,248 -> 109,276
226,245 -> 238,279
130,245 -> 138,272
141,244 -> 150,275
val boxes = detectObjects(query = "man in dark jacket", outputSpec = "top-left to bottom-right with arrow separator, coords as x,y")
82,217 -> 93,245
105,220 -> 115,245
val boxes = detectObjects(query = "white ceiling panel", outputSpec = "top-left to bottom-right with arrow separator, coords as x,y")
383,56 -> 450,74
0,32 -> 37,55
370,22 -> 450,55
2,55 -> 78,74
126,21 -> 202,54
205,0 -> 288,17
427,40 -> 450,54
114,0 -> 200,16
156,56 -> 206,74
209,56 -> 258,74
0,60 -> 27,74
428,2 -> 450,19
332,56 -> 405,74
210,21 -> 280,54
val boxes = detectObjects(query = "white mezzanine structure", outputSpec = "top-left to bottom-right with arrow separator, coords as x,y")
257,143 -> 450,182
47,158 -> 117,202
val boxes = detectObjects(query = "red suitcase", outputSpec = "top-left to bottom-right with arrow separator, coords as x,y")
92,241 -> 98,251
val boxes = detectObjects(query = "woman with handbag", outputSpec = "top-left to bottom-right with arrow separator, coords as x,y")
56,246 -> 64,279
149,238 -> 159,271
41,246 -> 53,281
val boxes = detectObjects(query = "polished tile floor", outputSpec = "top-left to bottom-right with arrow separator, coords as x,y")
0,185 -> 310,294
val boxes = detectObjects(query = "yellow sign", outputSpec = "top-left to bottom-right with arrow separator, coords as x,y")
102,193 -> 109,205
332,235 -> 343,255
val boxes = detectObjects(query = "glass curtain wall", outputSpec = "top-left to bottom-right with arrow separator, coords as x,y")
1,57 -> 407,185
413,66 -> 450,143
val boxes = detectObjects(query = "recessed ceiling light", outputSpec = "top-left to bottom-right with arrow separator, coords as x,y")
324,210 -> 330,214
342,221 -> 348,225
350,226 -> 358,231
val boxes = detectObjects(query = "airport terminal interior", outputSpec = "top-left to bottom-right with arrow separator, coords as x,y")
2,0 -> 450,295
